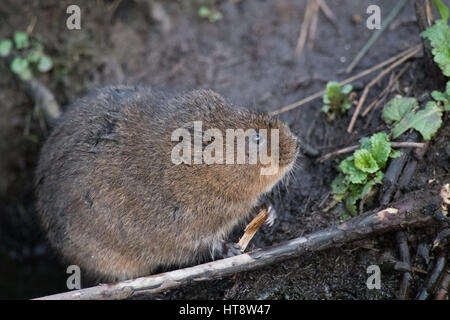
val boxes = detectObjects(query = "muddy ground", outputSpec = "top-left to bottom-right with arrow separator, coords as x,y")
0,0 -> 448,299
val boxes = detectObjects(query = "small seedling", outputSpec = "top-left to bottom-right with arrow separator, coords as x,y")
198,6 -> 223,23
331,132 -> 401,217
321,81 -> 353,121
0,31 -> 53,80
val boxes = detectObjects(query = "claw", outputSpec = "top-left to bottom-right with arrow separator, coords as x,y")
265,205 -> 277,227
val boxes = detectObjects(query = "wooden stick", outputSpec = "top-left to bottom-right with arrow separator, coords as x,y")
317,0 -> 338,28
307,1 -> 319,50
296,0 -> 314,56
347,45 -> 421,133
34,191 -> 443,300
269,44 -> 422,116
318,141 -> 425,163
23,78 -> 62,125
238,208 -> 268,251
396,231 -> 412,300
362,62 -> 410,117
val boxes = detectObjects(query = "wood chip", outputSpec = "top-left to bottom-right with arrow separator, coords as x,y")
238,208 -> 269,251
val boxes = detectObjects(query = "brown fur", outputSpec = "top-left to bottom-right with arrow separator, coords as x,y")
35,86 -> 299,281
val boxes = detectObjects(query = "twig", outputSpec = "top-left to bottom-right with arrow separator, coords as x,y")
269,44 -> 422,116
3,56 -> 62,125
23,78 -> 62,125
347,45 -> 422,133
380,132 -> 421,206
345,0 -> 409,73
318,141 -> 425,163
296,0 -> 314,56
238,208 -> 268,251
362,62 -> 411,117
307,1 -> 319,50
396,231 -> 412,300
434,268 -> 450,300
317,0 -> 338,29
34,191 -> 444,300
416,250 -> 448,300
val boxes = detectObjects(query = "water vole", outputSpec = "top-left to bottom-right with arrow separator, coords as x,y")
35,86 -> 299,281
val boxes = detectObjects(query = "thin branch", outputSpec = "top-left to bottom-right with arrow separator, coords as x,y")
347,45 -> 422,133
416,250 -> 448,300
362,62 -> 411,117
396,231 -> 412,300
23,78 -> 62,125
296,0 -> 314,56
34,191 -> 445,300
269,44 -> 422,116
434,268 -> 450,300
318,141 -> 425,163
317,0 -> 338,29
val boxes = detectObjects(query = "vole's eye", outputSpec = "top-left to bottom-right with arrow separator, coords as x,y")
251,134 -> 264,145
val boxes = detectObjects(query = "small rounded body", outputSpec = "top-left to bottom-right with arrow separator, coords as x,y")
35,86 -> 298,281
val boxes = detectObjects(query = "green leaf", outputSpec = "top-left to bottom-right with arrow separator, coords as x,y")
27,49 -> 43,63
432,0 -> 449,23
341,84 -> 353,95
198,6 -> 211,17
0,39 -> 12,57
383,96 -> 443,140
382,97 -> 418,124
10,57 -> 32,80
209,11 -> 223,22
360,171 -> 384,200
421,20 -> 450,77
432,90 -> 448,102
37,55 -> 53,72
431,81 -> 450,110
11,57 -> 29,74
345,184 -> 363,215
359,137 -> 371,150
338,157 -> 368,184
331,174 -> 348,195
19,68 -> 32,80
322,81 -> 353,121
408,101 -> 443,140
369,132 -> 391,168
326,81 -> 341,98
392,101 -> 443,140
390,150 -> 402,158
13,32 -> 29,50
354,149 -> 379,173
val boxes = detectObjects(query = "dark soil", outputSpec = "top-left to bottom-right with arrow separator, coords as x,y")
0,0 -> 448,299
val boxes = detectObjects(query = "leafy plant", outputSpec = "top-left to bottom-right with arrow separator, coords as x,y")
382,96 -> 443,140
0,31 -> 53,80
331,132 -> 401,217
432,80 -> 450,111
421,20 -> 450,76
321,81 -> 353,121
432,0 -> 449,23
198,6 -> 223,23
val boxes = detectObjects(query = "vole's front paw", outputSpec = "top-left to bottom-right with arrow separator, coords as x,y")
265,205 -> 277,227
220,241 -> 243,258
